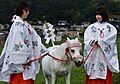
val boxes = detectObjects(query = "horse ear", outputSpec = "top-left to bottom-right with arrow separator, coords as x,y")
75,37 -> 79,41
67,37 -> 70,41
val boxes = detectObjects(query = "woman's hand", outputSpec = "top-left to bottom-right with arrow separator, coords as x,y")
95,41 -> 100,47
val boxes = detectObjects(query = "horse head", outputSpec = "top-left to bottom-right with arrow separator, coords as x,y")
65,37 -> 83,67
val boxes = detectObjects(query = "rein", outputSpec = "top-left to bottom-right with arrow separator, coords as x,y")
23,53 -> 48,66
24,47 -> 73,66
46,45 -> 79,62
23,42 -> 82,67
82,41 -> 97,64
47,53 -> 71,62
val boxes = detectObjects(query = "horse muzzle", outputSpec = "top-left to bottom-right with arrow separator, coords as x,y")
75,61 -> 83,67
72,55 -> 83,67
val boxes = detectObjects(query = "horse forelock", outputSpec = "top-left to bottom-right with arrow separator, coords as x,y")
66,39 -> 81,48
68,42 -> 81,48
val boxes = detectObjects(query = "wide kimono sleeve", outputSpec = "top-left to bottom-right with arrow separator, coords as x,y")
31,27 -> 46,59
1,22 -> 31,74
84,24 -> 97,46
9,23 -> 31,64
98,24 -> 119,73
84,24 -> 98,74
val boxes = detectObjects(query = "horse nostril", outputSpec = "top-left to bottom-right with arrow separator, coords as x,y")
75,61 -> 82,67
78,61 -> 82,65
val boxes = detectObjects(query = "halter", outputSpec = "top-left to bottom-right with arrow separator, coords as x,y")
45,42 -> 81,62
65,42 -> 81,60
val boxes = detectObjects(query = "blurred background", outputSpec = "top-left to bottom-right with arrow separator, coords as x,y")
0,0 -> 120,44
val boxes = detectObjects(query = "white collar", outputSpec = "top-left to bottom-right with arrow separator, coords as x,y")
11,15 -> 24,24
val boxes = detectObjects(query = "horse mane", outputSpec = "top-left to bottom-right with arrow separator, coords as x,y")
49,43 -> 67,58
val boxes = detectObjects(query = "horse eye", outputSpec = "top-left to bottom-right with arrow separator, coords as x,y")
71,49 -> 75,53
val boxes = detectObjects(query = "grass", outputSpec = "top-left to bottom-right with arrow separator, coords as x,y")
0,36 -> 120,84
112,35 -> 120,84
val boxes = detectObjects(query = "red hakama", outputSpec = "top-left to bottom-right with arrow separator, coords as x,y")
10,73 -> 34,84
85,68 -> 112,84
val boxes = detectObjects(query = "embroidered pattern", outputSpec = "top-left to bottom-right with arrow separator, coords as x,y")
15,22 -> 22,27
99,62 -> 105,72
11,69 -> 18,73
91,26 -> 97,33
91,64 -> 94,70
84,50 -> 88,58
104,46 -> 111,54
107,25 -> 111,32
5,55 -> 10,65
32,41 -> 38,49
24,37 -> 30,47
26,64 -> 31,70
5,59 -> 9,65
13,42 -> 23,51
0,64 -> 3,71
41,49 -> 46,53
113,53 -> 117,57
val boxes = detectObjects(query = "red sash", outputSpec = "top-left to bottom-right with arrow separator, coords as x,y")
10,73 -> 34,84
85,68 -> 112,84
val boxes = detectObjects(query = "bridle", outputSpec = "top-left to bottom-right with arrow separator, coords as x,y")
46,42 -> 81,62
65,42 -> 82,60
23,42 -> 82,67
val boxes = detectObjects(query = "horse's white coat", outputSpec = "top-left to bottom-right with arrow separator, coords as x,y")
42,37 -> 83,84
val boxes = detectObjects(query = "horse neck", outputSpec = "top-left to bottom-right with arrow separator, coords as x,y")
55,43 -> 68,60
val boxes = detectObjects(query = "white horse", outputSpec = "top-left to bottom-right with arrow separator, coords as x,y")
42,37 -> 83,84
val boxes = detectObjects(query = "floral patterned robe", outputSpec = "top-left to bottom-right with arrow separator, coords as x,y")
0,15 -> 46,82
84,22 -> 119,79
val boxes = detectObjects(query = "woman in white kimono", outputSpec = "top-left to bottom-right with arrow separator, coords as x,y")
84,7 -> 119,84
42,21 -> 56,46
0,2 -> 46,84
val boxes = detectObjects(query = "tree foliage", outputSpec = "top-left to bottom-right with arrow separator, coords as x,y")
0,0 -> 119,24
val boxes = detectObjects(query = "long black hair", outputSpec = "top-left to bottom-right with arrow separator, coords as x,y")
15,2 -> 29,17
95,6 -> 109,22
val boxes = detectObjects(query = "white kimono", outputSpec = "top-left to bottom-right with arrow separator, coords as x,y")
0,15 -> 46,82
84,22 -> 119,79
43,23 -> 56,44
